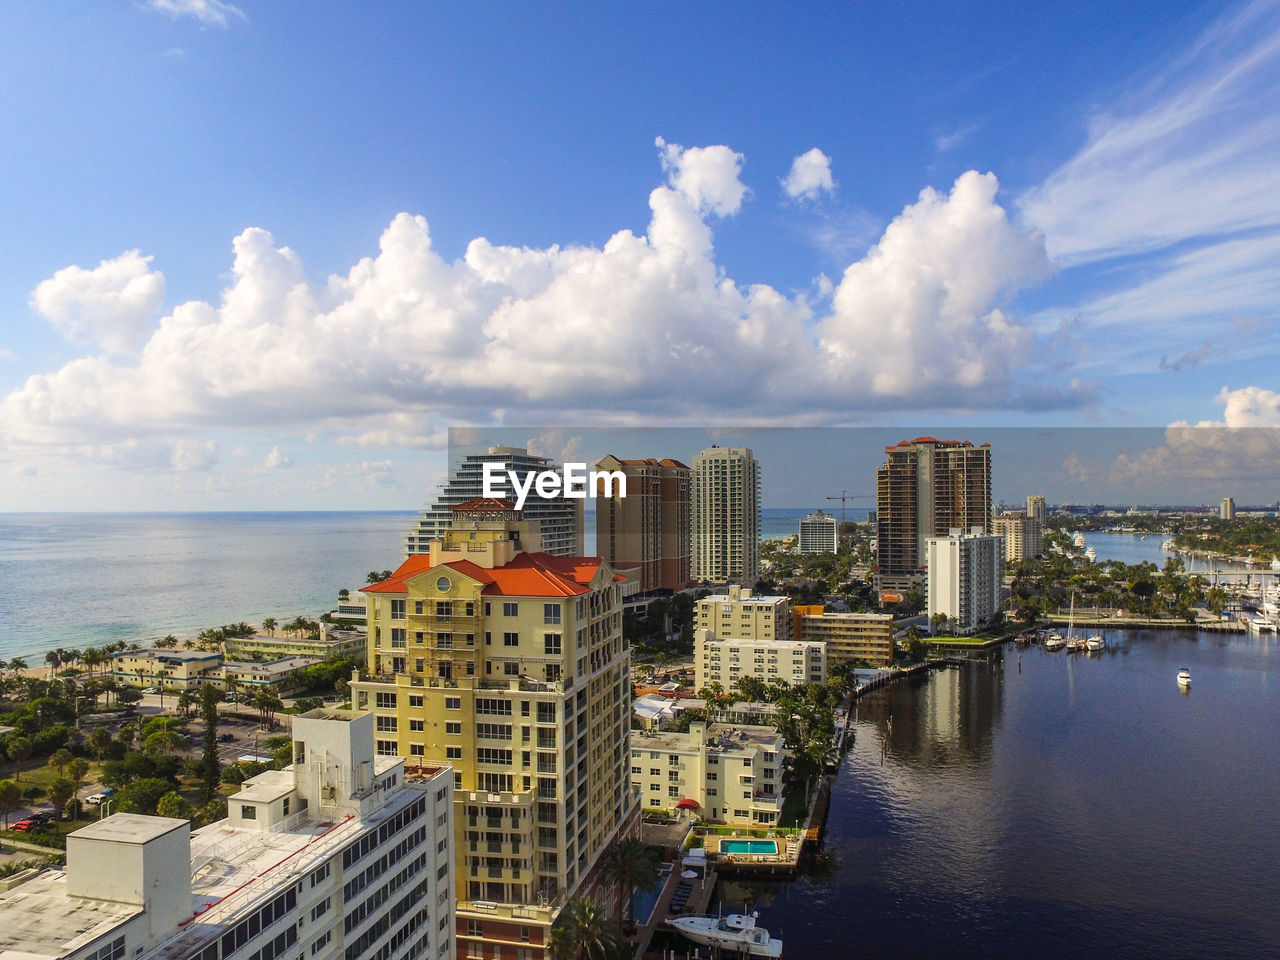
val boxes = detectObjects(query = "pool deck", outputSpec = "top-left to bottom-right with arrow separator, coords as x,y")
630,861 -> 718,960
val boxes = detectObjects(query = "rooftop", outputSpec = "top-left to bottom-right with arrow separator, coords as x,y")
72,813 -> 187,845
0,871 -> 141,959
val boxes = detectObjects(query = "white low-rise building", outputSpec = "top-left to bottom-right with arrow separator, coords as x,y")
630,722 -> 789,826
0,709 -> 454,960
695,628 -> 826,690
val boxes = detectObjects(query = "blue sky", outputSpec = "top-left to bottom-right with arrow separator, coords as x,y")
2,0 -> 1278,510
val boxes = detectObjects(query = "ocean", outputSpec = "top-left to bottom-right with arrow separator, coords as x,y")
0,508 -> 843,662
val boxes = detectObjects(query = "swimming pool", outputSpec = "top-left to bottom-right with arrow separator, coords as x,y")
720,839 -> 778,855
631,864 -> 672,923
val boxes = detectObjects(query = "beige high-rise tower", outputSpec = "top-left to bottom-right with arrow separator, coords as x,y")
876,438 -> 992,600
692,446 -> 760,585
594,455 -> 691,593
353,498 -> 635,959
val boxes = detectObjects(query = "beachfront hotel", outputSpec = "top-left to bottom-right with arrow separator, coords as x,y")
798,510 -> 839,554
403,446 -> 584,559
875,437 -> 992,601
351,498 -> 636,959
691,446 -> 760,585
593,454 -> 692,595
0,709 -> 454,960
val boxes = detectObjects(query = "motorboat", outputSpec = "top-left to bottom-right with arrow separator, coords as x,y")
666,913 -> 783,958
1086,634 -> 1105,651
1177,668 -> 1192,687
1044,634 -> 1066,651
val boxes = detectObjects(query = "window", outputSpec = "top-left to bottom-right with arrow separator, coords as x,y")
409,719 -> 424,732
477,698 -> 512,716
504,632 -> 520,647
446,696 -> 461,710
240,805 -> 256,819
544,633 -> 562,655
376,740 -> 398,755
476,748 -> 513,764
537,702 -> 556,723
436,598 -> 452,615
376,692 -> 397,709
391,599 -> 406,619
669,785 -> 680,797
446,746 -> 462,759
390,628 -> 407,648
410,744 -> 425,756
376,716 -> 397,732
504,662 -> 519,676
543,604 -> 561,625
504,602 -> 519,616
446,722 -> 462,734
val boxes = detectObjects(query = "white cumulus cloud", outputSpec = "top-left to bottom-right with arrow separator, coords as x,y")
1,149 -> 1069,466
264,445 -> 293,469
30,250 -> 165,355
148,0 -> 245,28
782,148 -> 836,200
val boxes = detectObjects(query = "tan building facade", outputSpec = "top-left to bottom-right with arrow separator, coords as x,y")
992,512 -> 1043,562
351,498 -> 636,960
630,722 -> 788,825
692,446 -> 760,584
793,606 -> 895,667
695,629 -> 826,689
695,586 -> 790,641
594,455 -> 691,594
876,437 -> 992,600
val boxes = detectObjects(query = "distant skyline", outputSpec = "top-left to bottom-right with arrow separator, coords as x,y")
2,2 -> 1280,510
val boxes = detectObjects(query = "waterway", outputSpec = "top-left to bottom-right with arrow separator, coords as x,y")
720,630 -> 1280,959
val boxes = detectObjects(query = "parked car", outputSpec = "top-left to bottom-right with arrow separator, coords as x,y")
224,692 -> 239,702
11,819 -> 37,832
143,686 -> 160,694
217,733 -> 235,742
10,813 -> 52,831
86,789 -> 117,805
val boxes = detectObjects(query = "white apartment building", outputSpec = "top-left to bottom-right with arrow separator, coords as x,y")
798,511 -> 839,554
692,446 -> 760,584
926,527 -> 1004,633
694,586 -> 791,641
694,629 -> 826,690
0,709 -> 454,960
630,722 -> 788,826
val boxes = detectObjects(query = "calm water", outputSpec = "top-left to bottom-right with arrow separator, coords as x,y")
724,631 -> 1280,959
0,512 -> 415,661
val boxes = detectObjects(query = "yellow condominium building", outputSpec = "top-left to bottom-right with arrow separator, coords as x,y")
793,606 -> 895,667
351,498 -> 637,960
695,586 -> 791,641
694,629 -> 826,690
630,722 -> 788,826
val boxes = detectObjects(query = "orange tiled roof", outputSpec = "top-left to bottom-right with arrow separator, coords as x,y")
361,556 -> 435,593
362,552 -> 608,598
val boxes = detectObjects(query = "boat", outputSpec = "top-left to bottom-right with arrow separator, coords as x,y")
666,913 -> 783,958
1085,547 -> 1097,562
1177,668 -> 1191,687
1086,634 -> 1106,651
1044,633 -> 1066,651
1271,558 -> 1280,571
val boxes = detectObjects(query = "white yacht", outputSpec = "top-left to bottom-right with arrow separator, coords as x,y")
1177,668 -> 1192,687
667,913 -> 784,958
1044,634 -> 1067,651
1086,634 -> 1106,651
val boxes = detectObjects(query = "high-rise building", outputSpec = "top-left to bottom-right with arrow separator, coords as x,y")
692,446 -> 760,584
404,445 -> 584,558
0,710 -> 454,960
875,437 -> 992,600
1026,494 -> 1047,526
992,512 -> 1043,562
798,510 -> 839,554
353,498 -> 635,959
1221,496 -> 1236,520
926,527 -> 1004,633
594,455 -> 691,593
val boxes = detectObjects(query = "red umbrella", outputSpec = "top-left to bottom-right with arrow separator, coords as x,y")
674,798 -> 700,810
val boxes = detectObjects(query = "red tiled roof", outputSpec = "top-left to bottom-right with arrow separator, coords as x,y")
452,497 -> 516,512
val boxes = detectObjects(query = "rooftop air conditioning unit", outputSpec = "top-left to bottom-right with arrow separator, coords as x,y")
321,785 -> 336,799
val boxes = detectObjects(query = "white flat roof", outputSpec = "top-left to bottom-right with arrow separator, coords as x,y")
0,871 -> 141,958
72,812 -> 187,845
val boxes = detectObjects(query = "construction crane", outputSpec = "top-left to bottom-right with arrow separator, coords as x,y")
825,490 -> 873,525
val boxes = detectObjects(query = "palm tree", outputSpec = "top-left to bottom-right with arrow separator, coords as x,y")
144,729 -> 188,756
253,688 -> 283,728
557,897 -> 622,960
0,779 -> 21,828
600,837 -> 660,926
88,727 -> 112,761
48,776 -> 76,820
48,747 -> 73,778
7,658 -> 27,673
262,617 -> 278,637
